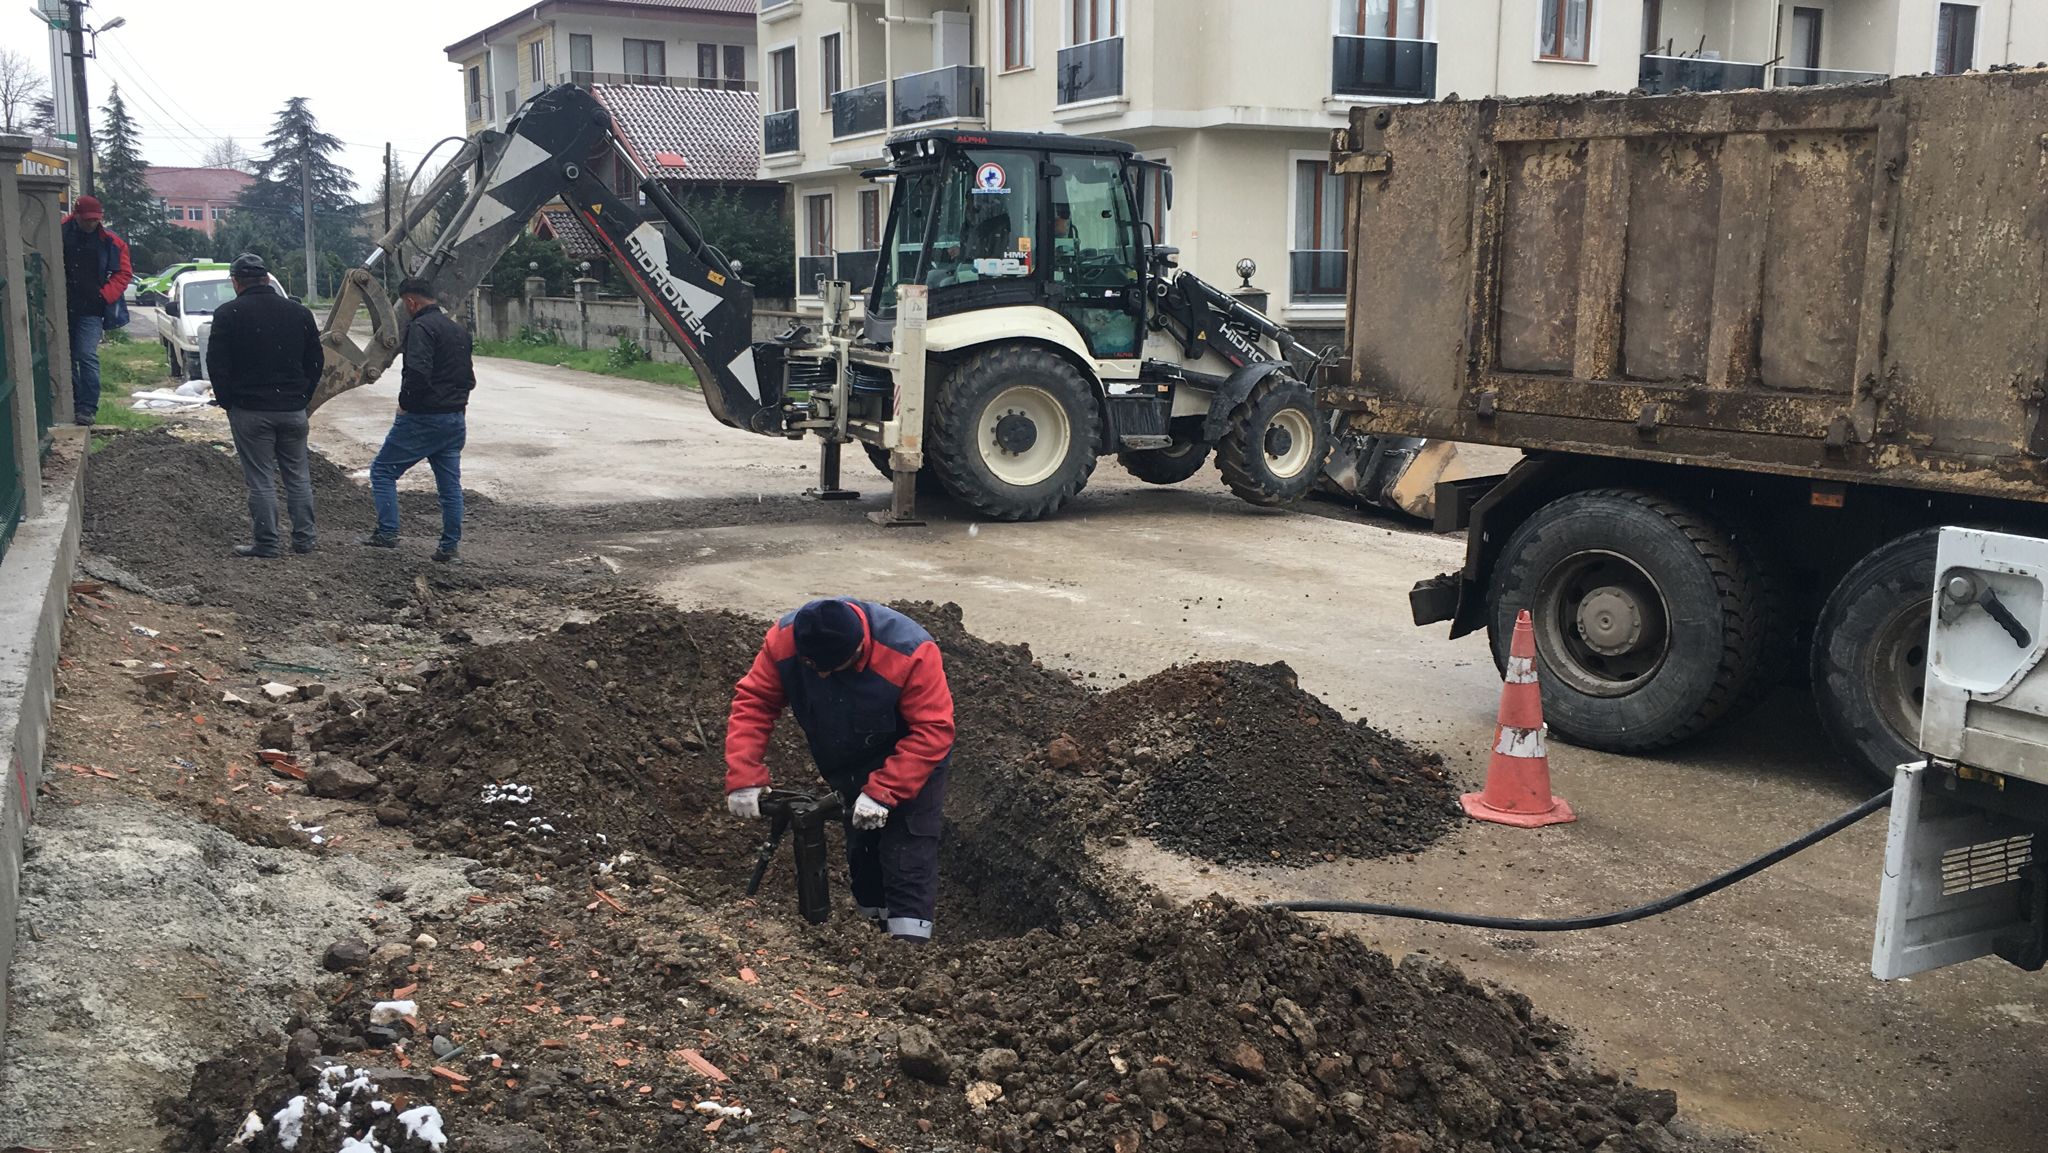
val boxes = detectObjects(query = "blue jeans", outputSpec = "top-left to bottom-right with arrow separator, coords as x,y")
370,411 -> 466,551
69,313 -> 102,421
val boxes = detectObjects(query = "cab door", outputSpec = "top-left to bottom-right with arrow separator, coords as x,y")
1048,153 -> 1143,358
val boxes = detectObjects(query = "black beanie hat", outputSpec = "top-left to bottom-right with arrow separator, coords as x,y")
793,599 -> 864,669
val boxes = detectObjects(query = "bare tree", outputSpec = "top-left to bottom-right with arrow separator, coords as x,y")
0,50 -> 47,133
201,137 -> 256,173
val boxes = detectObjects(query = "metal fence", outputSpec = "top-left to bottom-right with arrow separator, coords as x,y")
26,253 -> 52,455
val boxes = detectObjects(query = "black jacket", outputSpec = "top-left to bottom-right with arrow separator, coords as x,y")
400,305 -> 475,414
206,284 -> 323,412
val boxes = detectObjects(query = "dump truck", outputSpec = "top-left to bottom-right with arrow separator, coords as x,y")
1321,71 -> 2048,779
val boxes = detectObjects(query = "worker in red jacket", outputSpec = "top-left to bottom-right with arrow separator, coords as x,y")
725,598 -> 955,941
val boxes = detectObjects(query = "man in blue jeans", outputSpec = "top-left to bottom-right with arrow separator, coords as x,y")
363,278 -> 475,563
62,195 -> 132,425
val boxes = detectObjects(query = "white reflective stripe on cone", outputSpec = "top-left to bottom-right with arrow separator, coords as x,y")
1494,725 -> 1546,759
887,917 -> 933,939
1505,655 -> 1538,684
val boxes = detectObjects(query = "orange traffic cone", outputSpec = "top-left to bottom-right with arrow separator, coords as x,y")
1461,609 -> 1576,828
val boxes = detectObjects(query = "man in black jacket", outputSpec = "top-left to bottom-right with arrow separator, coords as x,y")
207,253 -> 323,558
363,278 -> 476,563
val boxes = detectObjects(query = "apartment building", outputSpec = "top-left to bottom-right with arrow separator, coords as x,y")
447,0 -> 761,136
143,167 -> 254,240
755,0 -> 2048,340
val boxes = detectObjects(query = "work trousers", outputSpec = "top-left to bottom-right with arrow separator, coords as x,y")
836,764 -> 947,940
226,407 -> 316,553
69,313 -> 101,421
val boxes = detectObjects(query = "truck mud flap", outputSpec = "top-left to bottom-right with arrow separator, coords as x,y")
1409,572 -> 1462,627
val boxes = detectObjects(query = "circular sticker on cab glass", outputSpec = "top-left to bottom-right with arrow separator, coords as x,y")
973,162 -> 1009,193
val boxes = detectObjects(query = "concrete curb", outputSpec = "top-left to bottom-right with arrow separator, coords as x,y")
0,427 -> 86,1045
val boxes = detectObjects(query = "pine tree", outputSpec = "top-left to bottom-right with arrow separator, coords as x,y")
94,85 -> 178,269
233,97 -> 360,297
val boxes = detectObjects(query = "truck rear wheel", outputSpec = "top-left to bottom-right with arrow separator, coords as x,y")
928,345 -> 1099,522
1216,375 -> 1329,507
1489,488 -> 1781,752
1118,439 -> 1210,485
1812,529 -> 1938,782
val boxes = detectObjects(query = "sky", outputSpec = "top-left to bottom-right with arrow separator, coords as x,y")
0,0 -> 521,194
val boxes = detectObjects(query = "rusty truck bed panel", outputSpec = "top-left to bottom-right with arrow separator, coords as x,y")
1326,72 -> 2048,500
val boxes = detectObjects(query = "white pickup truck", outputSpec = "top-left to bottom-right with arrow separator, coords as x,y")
159,268 -> 286,381
1873,527 -> 2048,979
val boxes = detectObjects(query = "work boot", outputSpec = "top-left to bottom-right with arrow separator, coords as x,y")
73,412 -> 95,427
432,547 -> 461,565
234,544 -> 280,559
293,541 -> 316,555
360,532 -> 398,549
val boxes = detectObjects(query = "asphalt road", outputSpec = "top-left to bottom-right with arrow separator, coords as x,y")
314,357 -> 2048,1153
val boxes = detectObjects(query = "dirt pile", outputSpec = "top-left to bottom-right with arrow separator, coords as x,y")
81,430 -> 614,632
1059,661 -> 1458,865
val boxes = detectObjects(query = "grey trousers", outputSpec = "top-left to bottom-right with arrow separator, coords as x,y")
226,407 -> 316,552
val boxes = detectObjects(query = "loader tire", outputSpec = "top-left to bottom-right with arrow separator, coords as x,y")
1118,439 -> 1210,485
861,443 -> 945,496
1216,375 -> 1329,507
928,345 -> 1098,522
1812,529 -> 1939,783
1487,488 -> 1782,753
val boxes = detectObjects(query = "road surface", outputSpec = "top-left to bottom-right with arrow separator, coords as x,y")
315,357 -> 2048,1153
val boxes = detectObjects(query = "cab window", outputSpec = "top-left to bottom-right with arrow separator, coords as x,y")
923,149 -> 1040,290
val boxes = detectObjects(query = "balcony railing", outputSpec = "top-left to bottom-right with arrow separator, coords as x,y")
763,109 -> 800,155
1639,54 -> 1768,95
894,65 -> 984,126
798,254 -> 836,296
833,80 -> 889,138
1057,37 -> 1124,105
1774,65 -> 1888,88
1290,250 -> 1347,301
563,71 -> 758,92
1332,35 -> 1437,101
836,249 -> 882,291
467,96 -> 493,122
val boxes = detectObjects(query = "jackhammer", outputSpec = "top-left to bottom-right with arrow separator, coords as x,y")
744,790 -> 846,925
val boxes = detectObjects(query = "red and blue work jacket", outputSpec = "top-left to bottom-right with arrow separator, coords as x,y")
724,601 -> 955,806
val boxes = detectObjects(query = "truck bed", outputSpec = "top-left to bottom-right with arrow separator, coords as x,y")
1324,71 -> 2048,502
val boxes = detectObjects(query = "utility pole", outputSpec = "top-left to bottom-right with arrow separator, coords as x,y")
64,0 -> 91,194
301,125 -> 316,303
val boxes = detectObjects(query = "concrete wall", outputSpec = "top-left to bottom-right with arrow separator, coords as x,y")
473,290 -> 799,365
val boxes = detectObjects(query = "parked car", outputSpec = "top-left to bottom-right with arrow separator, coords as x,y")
137,260 -> 227,305
161,268 -> 283,380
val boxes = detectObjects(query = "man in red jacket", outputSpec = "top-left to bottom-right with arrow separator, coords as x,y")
62,195 -> 132,425
726,598 -> 955,940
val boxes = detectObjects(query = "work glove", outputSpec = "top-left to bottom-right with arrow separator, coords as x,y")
851,792 -> 891,831
726,787 -> 763,820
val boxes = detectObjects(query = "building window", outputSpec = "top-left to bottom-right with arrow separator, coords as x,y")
1292,158 -> 1346,301
1070,0 -> 1121,43
467,66 -> 482,102
1540,0 -> 1591,62
1134,157 -> 1170,244
725,45 -> 747,89
211,206 -> 227,221
570,34 -> 594,82
1935,4 -> 1978,74
1004,0 -> 1033,69
1641,0 -> 1661,54
528,39 -> 545,85
802,193 -> 834,296
859,189 -> 882,251
1788,7 -> 1823,70
698,44 -> 719,86
770,46 -> 798,112
625,38 -> 668,83
1343,0 -> 1425,39
821,33 -> 842,103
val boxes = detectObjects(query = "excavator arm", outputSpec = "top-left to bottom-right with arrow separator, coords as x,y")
307,84 -> 775,431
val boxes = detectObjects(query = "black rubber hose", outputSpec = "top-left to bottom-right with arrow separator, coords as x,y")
1266,787 -> 1893,931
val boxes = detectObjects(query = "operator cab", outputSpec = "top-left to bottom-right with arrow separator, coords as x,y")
861,129 -> 1156,359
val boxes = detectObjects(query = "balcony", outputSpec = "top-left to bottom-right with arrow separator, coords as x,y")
563,71 -> 759,93
763,109 -> 800,156
833,80 -> 889,138
1638,54 -> 1768,95
1290,250 -> 1347,302
797,254 -> 835,296
1332,36 -> 1436,101
1774,65 -> 1888,88
894,65 -> 984,127
1056,37 -> 1124,106
836,249 -> 882,291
